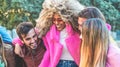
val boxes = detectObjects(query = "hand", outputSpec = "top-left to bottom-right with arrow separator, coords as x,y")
14,43 -> 24,57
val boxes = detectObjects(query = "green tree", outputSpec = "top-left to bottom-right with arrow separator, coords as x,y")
0,0 -> 31,30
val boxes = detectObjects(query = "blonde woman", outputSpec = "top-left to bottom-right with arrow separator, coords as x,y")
80,18 -> 120,67
36,0 -> 84,67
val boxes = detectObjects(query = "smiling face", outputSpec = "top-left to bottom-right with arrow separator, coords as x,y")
53,13 -> 66,31
78,17 -> 87,32
21,28 -> 38,49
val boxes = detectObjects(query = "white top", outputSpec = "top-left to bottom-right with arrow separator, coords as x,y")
59,28 -> 74,60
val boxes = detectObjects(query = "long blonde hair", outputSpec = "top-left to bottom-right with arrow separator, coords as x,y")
80,18 -> 109,67
0,36 -> 7,67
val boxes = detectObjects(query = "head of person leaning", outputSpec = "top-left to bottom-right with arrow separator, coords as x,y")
78,7 -> 106,32
16,22 -> 38,49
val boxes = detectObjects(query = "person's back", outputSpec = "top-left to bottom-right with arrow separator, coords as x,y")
4,43 -> 15,67
0,36 -> 15,67
0,26 -> 12,44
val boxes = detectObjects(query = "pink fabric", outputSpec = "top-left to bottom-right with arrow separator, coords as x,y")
106,44 -> 120,67
12,37 -> 23,46
106,23 -> 111,31
39,24 -> 81,67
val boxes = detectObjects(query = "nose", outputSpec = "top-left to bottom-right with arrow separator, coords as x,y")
31,38 -> 35,43
54,20 -> 59,25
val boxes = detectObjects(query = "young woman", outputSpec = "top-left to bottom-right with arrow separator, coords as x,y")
80,18 -> 120,67
78,7 -> 117,45
78,7 -> 108,32
36,0 -> 84,67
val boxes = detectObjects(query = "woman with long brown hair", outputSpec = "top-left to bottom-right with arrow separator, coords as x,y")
80,18 -> 120,67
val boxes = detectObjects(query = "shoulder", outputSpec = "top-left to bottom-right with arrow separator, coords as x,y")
4,44 -> 14,58
107,43 -> 120,55
4,44 -> 13,52
107,43 -> 120,66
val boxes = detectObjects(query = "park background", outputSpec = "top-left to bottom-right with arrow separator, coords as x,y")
0,0 -> 120,44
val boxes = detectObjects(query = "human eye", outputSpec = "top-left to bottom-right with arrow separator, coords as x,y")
25,38 -> 31,41
33,34 -> 37,38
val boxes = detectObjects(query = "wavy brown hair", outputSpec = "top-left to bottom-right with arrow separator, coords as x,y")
80,18 -> 109,67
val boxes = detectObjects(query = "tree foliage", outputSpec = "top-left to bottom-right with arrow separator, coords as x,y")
0,0 -> 44,30
0,0 -> 120,31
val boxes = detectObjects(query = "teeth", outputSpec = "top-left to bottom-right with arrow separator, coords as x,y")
56,25 -> 60,27
31,44 -> 37,49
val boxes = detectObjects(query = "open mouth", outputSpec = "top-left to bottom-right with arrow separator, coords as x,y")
30,44 -> 37,49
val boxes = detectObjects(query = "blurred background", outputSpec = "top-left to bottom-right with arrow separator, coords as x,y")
0,0 -> 120,44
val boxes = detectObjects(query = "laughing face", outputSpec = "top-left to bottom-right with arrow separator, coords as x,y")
53,13 -> 66,31
21,28 -> 38,49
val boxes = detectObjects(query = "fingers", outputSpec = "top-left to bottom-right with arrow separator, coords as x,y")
14,43 -> 24,57
19,50 -> 24,57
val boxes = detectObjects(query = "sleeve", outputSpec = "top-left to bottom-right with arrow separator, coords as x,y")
0,26 -> 12,44
107,44 -> 120,67
4,44 -> 15,67
38,37 -> 50,67
12,37 -> 23,46
106,23 -> 111,31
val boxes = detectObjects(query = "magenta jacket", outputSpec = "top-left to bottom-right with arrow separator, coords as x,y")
39,24 -> 81,67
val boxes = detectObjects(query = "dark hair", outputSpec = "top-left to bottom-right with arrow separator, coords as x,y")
16,22 -> 34,40
79,7 -> 106,22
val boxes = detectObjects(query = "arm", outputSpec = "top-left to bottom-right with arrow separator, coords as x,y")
12,37 -> 24,57
107,44 -> 120,67
14,43 -> 24,57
